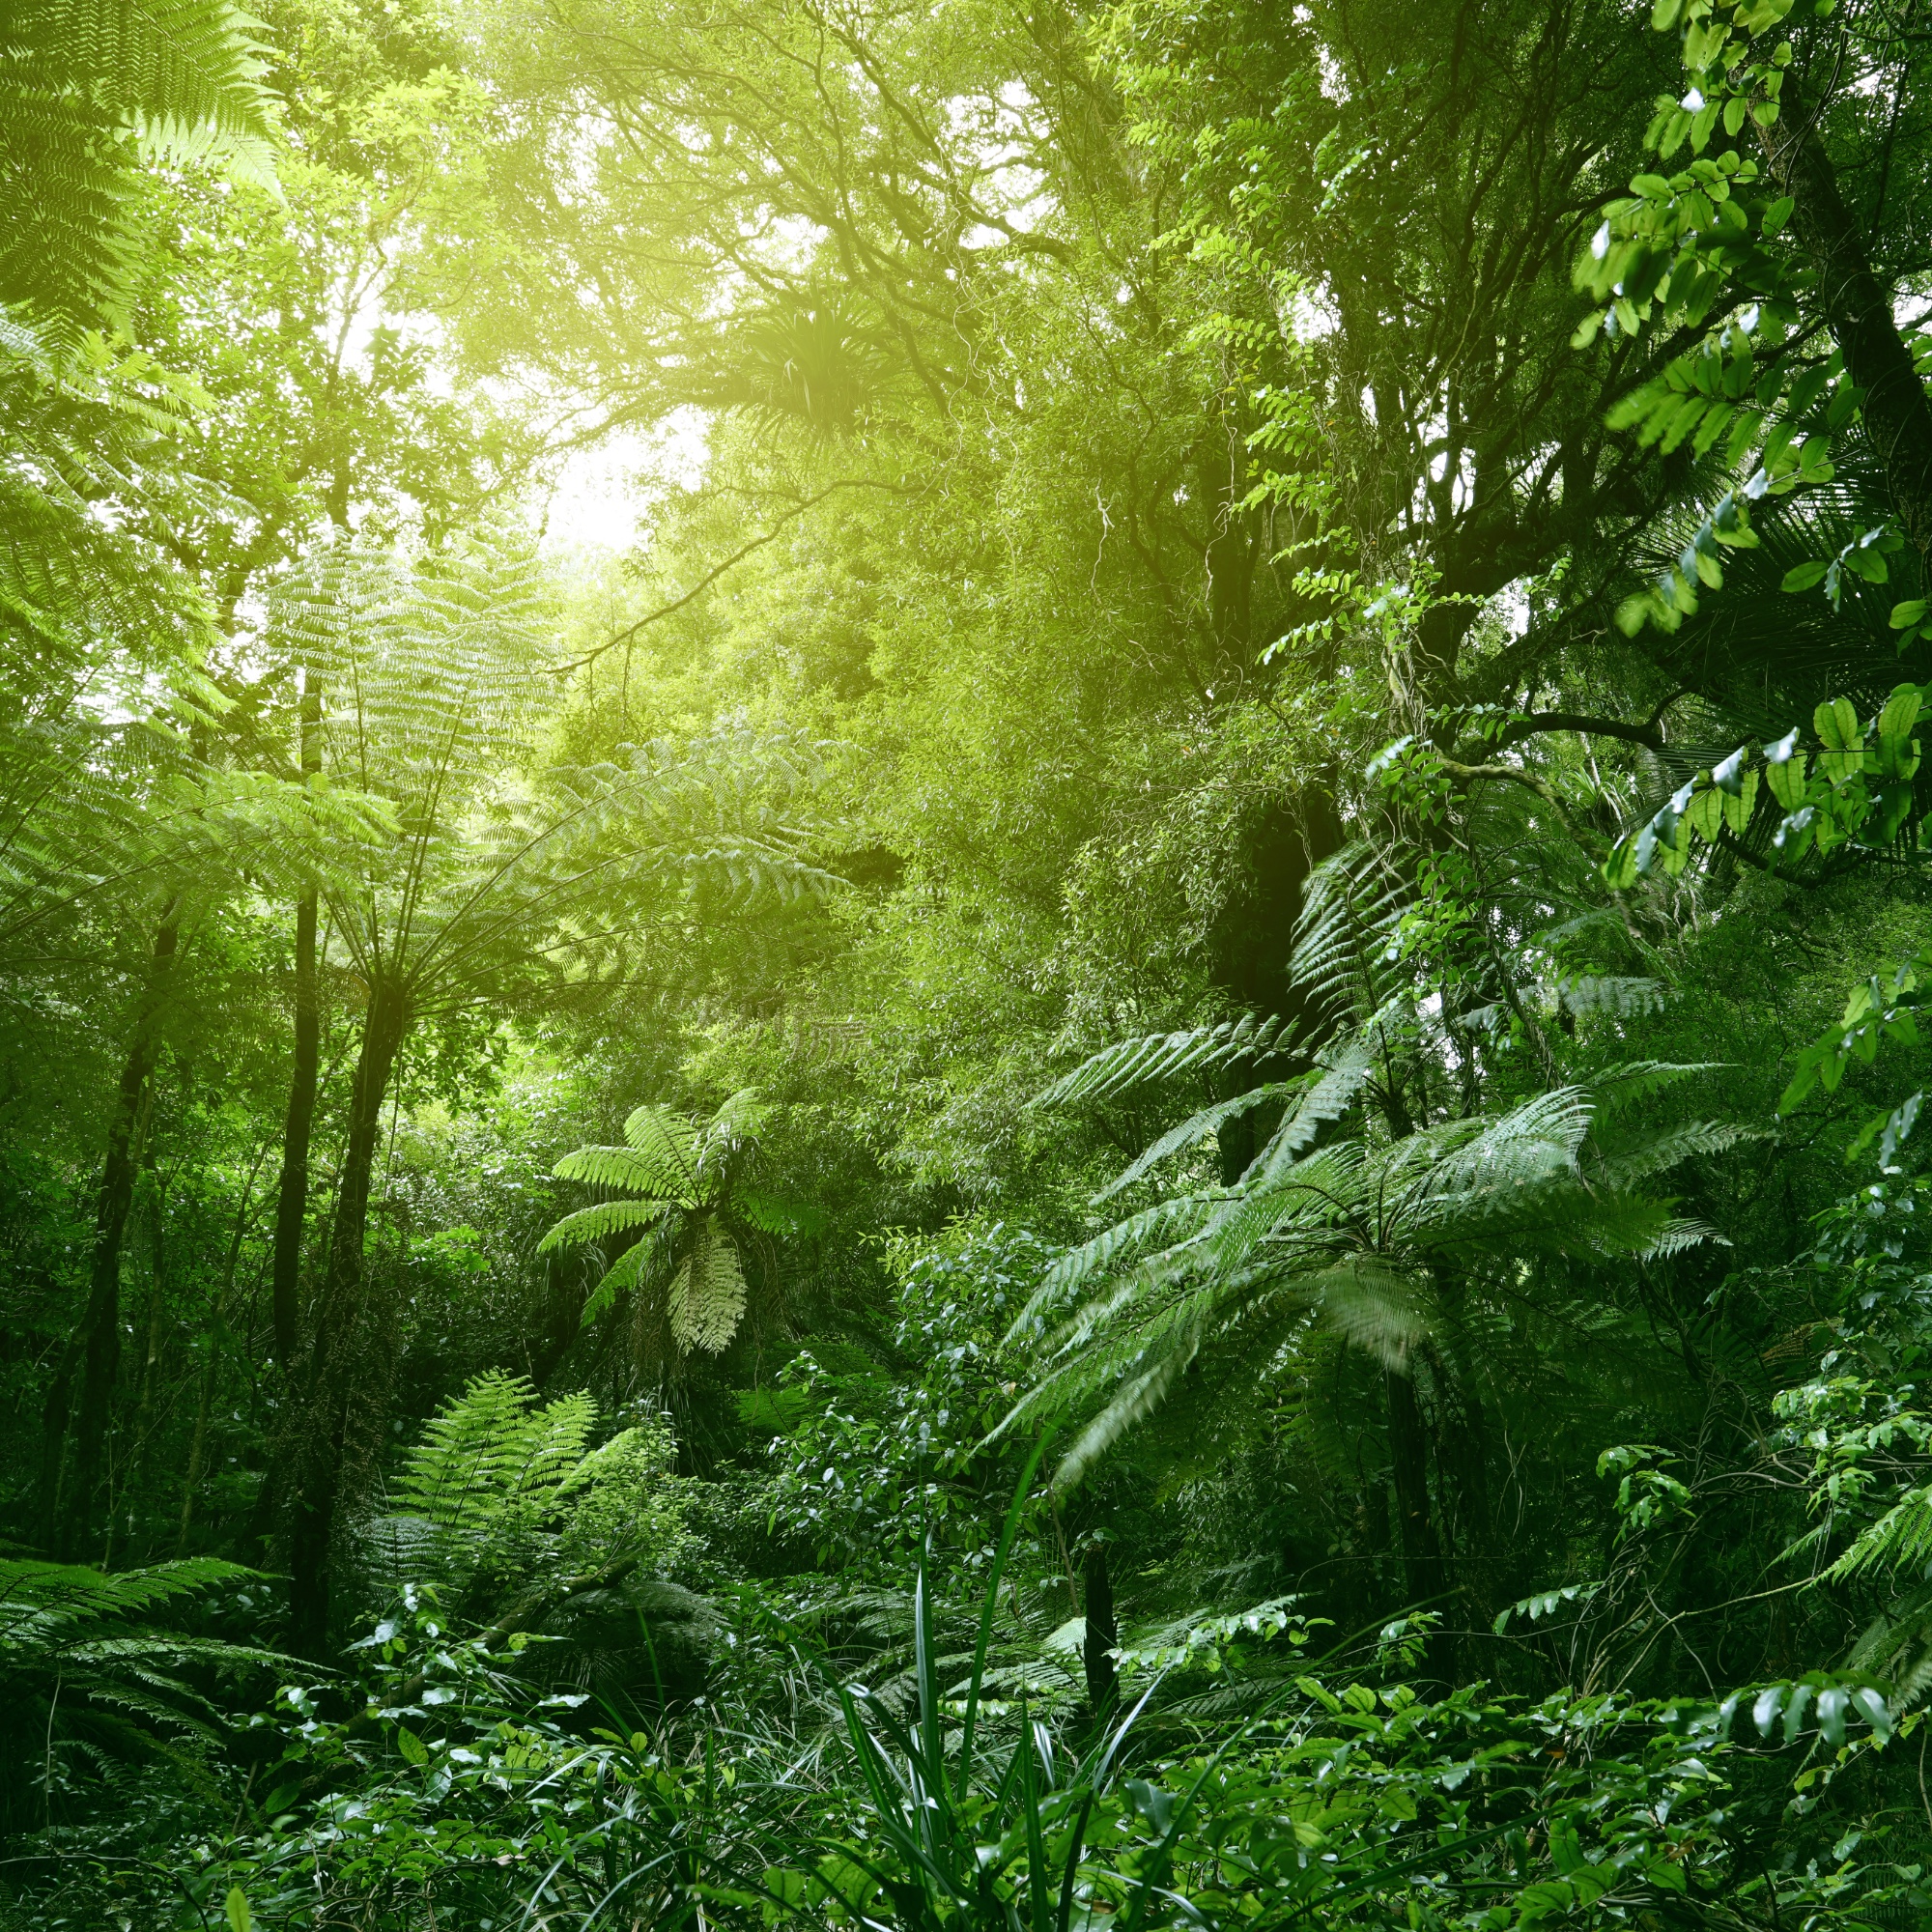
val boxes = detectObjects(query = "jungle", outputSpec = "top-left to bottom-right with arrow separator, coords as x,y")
7,0 -> 1932,1926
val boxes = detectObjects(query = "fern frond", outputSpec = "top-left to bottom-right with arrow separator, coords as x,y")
1590,1121 -> 1756,1188
1558,976 -> 1670,1017
668,1211 -> 747,1353
1245,1037 -> 1378,1183
1588,1061 -> 1728,1114
622,1103 -> 702,1185
1032,1012 -> 1295,1111
1286,843 -> 1407,1016
553,1145 -> 695,1200
1094,1080 -> 1303,1203
535,1196 -> 676,1255
0,0 -> 283,340
1008,1192 -> 1221,1334
1827,1485 -> 1932,1582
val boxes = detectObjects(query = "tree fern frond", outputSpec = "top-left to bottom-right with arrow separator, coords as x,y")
1094,1080 -> 1304,1203
1588,1061 -> 1728,1114
622,1103 -> 702,1191
1053,1348 -> 1201,1492
1008,1192 -> 1222,1334
1590,1121 -> 1757,1188
1300,1257 -> 1432,1367
1827,1485 -> 1932,1582
1286,843 -> 1407,1017
1031,1012 -> 1295,1111
1558,976 -> 1671,1017
0,0 -> 283,339
552,1145 -> 695,1200
1244,1037 -> 1378,1183
668,1211 -> 747,1353
535,1196 -> 676,1255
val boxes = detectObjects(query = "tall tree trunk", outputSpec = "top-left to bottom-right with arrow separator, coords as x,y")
59,912 -> 179,1557
1385,1364 -> 1448,1633
1082,1542 -> 1119,1717
1756,82 -> 1932,561
269,668 -> 323,1369
105,1167 -> 169,1566
179,1144 -> 270,1554
288,977 -> 408,1655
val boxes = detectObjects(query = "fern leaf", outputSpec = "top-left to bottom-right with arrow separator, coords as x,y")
552,1145 -> 694,1200
668,1211 -> 747,1353
1245,1037 -> 1377,1183
535,1196 -> 675,1254
1032,1012 -> 1295,1111
621,1103 -> 701,1189
581,1233 -> 656,1327
1094,1080 -> 1304,1203
1828,1485 -> 1932,1582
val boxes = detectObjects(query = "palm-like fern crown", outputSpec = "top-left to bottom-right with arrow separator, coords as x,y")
1006,848 -> 1743,1489
540,1091 -> 781,1358
1,0 -> 282,346
363,1371 -> 686,1598
265,544 -> 840,1007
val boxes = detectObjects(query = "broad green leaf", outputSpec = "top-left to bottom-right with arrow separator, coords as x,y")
1781,559 -> 1828,592
1722,767 -> 1759,834
1813,696 -> 1860,753
1764,747 -> 1807,810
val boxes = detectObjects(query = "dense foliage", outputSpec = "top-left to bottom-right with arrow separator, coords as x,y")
13,0 -> 1932,1924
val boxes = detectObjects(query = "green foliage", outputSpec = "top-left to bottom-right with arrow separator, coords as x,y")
0,0 -> 281,344
544,1091 -> 796,1359
361,1371 -> 688,1605
0,1555 -> 282,1832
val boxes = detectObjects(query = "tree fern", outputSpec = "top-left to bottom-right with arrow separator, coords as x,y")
0,0 -> 282,345
1002,1071 -> 1728,1487
541,1088 -> 800,1369
0,1555 -> 284,1812
1032,1012 -> 1297,1111
361,1372 -> 687,1605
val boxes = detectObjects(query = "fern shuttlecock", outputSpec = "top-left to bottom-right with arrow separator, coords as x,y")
540,1089 -> 799,1367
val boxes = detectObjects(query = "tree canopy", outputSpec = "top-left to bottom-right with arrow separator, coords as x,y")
9,0 -> 1932,1924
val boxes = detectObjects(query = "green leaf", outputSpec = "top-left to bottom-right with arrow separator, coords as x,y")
395,1723 -> 428,1766
1763,194 -> 1794,236
225,1891 -> 252,1932
1816,1684 -> 1848,1747
1889,600 -> 1928,630
1814,696 -> 1860,753
1781,559 -> 1829,592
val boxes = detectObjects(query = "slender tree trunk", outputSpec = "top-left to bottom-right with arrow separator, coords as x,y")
105,1172 -> 169,1565
178,1145 -> 270,1554
288,977 -> 408,1654
34,1341 -> 77,1554
270,892 -> 319,1366
1385,1364 -> 1448,1626
270,668 -> 323,1369
58,912 -> 179,1557
1755,82 -> 1932,561
1082,1543 -> 1119,1716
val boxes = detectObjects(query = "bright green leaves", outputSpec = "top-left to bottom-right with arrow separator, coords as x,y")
1599,1444 -> 1695,1536
1572,149 -> 1766,351
1612,488 -> 1759,635
1717,1675 -> 1893,1749
1891,597 -> 1932,655
1779,952 -> 1932,1114
1604,686 -> 1925,886
1780,522 -> 1898,609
